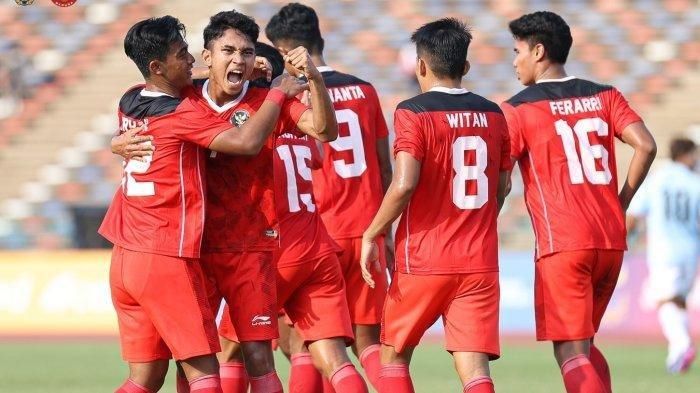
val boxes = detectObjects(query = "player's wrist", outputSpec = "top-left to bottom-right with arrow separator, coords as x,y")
265,88 -> 287,107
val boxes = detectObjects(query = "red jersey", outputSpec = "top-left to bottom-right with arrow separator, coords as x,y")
273,132 -> 340,267
501,76 -> 642,259
99,85 -> 230,258
311,67 -> 389,239
184,80 -> 308,253
393,87 -> 512,275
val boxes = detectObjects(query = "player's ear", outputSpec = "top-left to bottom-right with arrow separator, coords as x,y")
417,58 -> 428,78
533,43 -> 546,62
149,60 -> 163,76
202,48 -> 212,67
462,60 -> 470,77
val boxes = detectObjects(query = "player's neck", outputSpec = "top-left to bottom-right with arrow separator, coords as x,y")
207,79 -> 241,106
422,77 -> 462,92
144,79 -> 181,98
311,53 -> 327,68
534,64 -> 567,83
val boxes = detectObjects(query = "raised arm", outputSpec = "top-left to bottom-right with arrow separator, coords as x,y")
283,46 -> 338,142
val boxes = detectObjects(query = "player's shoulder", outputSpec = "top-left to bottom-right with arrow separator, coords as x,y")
505,77 -> 616,108
322,69 -> 373,89
397,90 -> 502,115
119,84 -> 182,119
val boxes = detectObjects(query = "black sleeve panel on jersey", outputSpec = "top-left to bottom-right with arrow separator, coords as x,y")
506,79 -> 614,107
397,91 -> 503,114
322,70 -> 372,88
119,87 -> 182,119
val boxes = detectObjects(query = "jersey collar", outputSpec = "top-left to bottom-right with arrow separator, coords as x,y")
202,79 -> 250,113
536,76 -> 577,84
316,66 -> 334,73
428,86 -> 470,95
140,89 -> 175,98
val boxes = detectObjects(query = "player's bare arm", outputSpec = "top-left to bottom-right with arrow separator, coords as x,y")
619,121 -> 657,211
110,125 -> 153,162
284,46 -> 338,142
497,171 -> 510,213
375,136 -> 396,272
208,74 -> 309,155
360,152 -> 421,288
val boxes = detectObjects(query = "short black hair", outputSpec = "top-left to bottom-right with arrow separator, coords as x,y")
265,3 -> 324,54
251,42 -> 285,88
203,10 -> 259,49
670,137 -> 697,161
411,18 -> 472,80
508,11 -> 573,64
124,15 -> 186,78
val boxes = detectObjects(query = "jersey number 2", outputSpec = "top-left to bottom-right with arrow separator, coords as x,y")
276,144 -> 316,213
122,140 -> 155,197
555,117 -> 612,185
452,136 -> 488,210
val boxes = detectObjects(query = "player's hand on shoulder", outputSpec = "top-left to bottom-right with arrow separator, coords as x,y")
282,46 -> 321,82
111,126 -> 153,162
271,74 -> 309,98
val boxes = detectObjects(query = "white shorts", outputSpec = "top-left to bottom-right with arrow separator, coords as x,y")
645,257 -> 699,303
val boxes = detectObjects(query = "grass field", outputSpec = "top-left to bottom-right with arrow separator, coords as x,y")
1,339 -> 698,392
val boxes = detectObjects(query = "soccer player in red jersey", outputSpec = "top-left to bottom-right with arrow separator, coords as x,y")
360,19 -> 511,393
184,11 -> 338,393
265,4 -> 393,390
212,41 -> 368,393
501,11 -> 657,393
100,16 -> 307,393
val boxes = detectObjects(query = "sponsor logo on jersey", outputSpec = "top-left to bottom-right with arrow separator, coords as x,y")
251,315 -> 272,326
15,0 -> 35,6
51,0 -> 77,6
231,110 -> 250,126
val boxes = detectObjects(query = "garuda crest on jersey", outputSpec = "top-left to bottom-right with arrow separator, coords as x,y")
15,0 -> 35,5
231,110 -> 250,127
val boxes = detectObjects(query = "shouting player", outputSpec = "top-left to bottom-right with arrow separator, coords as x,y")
214,39 -> 369,393
628,137 -> 700,374
265,4 -> 393,390
360,18 -> 511,393
501,11 -> 657,393
194,10 -> 338,393
100,16 -> 307,393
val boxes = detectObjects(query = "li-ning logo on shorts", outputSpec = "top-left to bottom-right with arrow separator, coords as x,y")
231,110 -> 250,127
251,315 -> 272,326
264,229 -> 278,238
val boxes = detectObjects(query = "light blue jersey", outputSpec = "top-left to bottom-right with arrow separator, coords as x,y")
629,161 -> 700,266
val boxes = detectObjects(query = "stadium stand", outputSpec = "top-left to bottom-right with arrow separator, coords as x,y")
0,0 -> 698,250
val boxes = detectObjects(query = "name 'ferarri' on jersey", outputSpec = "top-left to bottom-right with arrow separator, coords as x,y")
501,76 -> 643,259
99,85 -> 231,258
393,87 -> 512,275
311,67 -> 389,239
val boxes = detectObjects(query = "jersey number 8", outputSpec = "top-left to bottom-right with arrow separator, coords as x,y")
452,136 -> 488,210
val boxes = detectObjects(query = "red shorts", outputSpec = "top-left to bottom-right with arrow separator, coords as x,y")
535,249 -> 623,341
277,253 -> 354,344
381,271 -> 500,359
109,246 -> 220,362
201,252 -> 278,342
336,237 -> 388,325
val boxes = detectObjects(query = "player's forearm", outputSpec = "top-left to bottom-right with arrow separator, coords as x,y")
497,171 -> 510,213
211,100 -> 282,155
376,138 -> 393,194
307,77 -> 338,141
619,140 -> 656,211
363,184 -> 414,241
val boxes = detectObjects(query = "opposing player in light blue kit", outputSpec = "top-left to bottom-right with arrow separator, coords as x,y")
628,137 -> 700,374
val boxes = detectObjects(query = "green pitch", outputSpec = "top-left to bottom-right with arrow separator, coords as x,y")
1,340 -> 697,392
